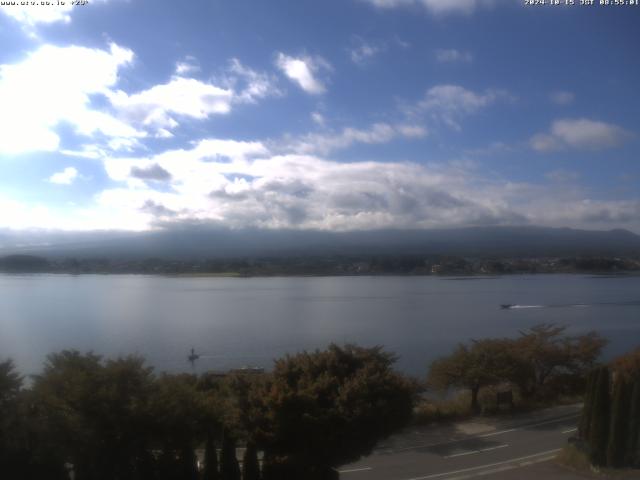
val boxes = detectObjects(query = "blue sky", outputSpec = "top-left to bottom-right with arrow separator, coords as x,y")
0,0 -> 639,233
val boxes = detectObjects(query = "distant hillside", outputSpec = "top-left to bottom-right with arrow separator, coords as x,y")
0,254 -> 50,272
0,226 -> 639,260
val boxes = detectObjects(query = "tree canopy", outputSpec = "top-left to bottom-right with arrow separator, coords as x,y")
255,344 -> 417,478
0,345 -> 417,479
427,324 -> 606,411
428,338 -> 524,412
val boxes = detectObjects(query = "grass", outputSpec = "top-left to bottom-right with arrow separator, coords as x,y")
412,385 -> 584,426
412,391 -> 475,424
555,445 -> 640,479
556,444 -> 593,472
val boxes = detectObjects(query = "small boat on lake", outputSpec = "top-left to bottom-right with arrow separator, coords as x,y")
500,304 -> 515,309
188,348 -> 200,365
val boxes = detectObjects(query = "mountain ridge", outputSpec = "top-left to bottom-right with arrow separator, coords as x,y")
0,225 -> 639,259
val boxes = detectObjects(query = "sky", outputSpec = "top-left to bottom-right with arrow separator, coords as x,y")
0,0 -> 639,234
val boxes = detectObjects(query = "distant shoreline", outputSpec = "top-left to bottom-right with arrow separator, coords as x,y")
2,270 -> 640,279
2,252 -> 640,277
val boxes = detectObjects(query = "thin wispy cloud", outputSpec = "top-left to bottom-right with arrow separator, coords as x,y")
175,56 -> 200,76
349,38 -> 385,65
411,84 -> 511,130
435,49 -> 473,64
359,0 -> 494,15
549,90 -> 575,106
282,122 -> 427,155
311,112 -> 326,126
225,58 -> 282,103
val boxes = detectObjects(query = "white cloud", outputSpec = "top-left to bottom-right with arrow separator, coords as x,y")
435,49 -> 473,63
362,0 -> 413,7
359,0 -> 493,15
108,77 -> 234,130
90,135 -> 640,232
283,122 -> 427,155
61,145 -> 107,160
1,3 -> 75,26
413,84 -> 509,130
107,58 -> 279,137
531,118 -> 632,152
275,53 -> 331,95
421,0 -> 487,14
0,44 -> 281,154
4,132 -> 640,231
49,167 -> 79,185
0,191 -> 162,231
98,140 -> 518,230
549,90 -> 574,105
0,0 -> 110,32
0,42 -> 142,155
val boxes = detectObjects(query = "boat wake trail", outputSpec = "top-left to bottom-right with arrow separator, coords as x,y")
501,301 -> 640,310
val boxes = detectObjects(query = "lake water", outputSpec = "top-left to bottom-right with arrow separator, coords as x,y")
1,274 -> 639,378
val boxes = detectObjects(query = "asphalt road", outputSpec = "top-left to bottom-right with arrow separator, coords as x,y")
339,405 -> 582,480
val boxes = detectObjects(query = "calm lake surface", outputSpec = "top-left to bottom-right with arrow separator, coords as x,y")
1,274 -> 639,377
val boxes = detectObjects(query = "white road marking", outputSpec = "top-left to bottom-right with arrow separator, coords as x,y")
403,448 -> 562,480
445,454 -> 557,480
338,466 -> 373,474
444,444 -> 509,458
477,444 -> 510,453
562,427 -> 577,434
376,413 -> 579,454
476,428 -> 516,438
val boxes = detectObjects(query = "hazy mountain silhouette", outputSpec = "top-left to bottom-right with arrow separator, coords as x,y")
1,226 -> 639,259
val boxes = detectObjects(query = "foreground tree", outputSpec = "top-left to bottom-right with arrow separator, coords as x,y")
242,442 -> 260,480
203,432 -> 220,480
580,348 -> 640,469
428,339 -> 523,413
614,348 -> 640,467
220,429 -> 241,480
612,347 -> 640,379
626,379 -> 640,467
256,344 -> 416,479
31,351 -> 157,480
578,369 -> 599,440
151,373 -> 211,480
0,359 -> 28,477
588,366 -> 610,466
514,324 -> 606,399
31,351 -> 107,480
606,377 -> 630,468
